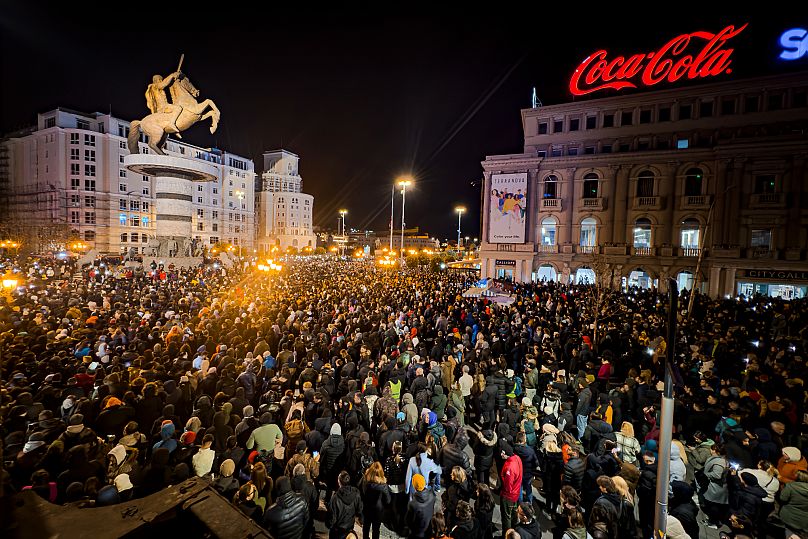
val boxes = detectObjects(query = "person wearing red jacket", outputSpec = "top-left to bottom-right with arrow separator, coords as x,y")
500,445 -> 523,533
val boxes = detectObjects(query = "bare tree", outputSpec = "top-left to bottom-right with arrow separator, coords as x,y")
583,252 -> 623,351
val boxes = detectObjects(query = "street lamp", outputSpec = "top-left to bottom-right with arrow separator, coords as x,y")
236,191 -> 245,257
397,177 -> 412,262
339,209 -> 347,257
455,206 -> 465,255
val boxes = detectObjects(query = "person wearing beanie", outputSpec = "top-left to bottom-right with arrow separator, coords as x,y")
246,413 -> 283,453
320,420 -> 346,501
212,459 -> 240,500
262,476 -> 310,539
405,473 -> 435,539
778,447 -> 808,484
284,439 -> 320,481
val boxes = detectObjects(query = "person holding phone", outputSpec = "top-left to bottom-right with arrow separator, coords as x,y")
284,440 -> 320,482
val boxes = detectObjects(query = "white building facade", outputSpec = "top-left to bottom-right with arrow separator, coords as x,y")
0,108 -> 255,254
256,150 -> 316,253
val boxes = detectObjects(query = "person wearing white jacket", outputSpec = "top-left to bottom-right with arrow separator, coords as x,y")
192,434 -> 215,477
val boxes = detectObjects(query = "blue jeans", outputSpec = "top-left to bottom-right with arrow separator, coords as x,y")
576,414 -> 588,440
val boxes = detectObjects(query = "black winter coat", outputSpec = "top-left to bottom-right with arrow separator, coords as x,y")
327,485 -> 363,532
362,482 -> 392,522
406,489 -> 436,539
562,457 -> 585,491
319,433 -> 345,486
438,441 -> 472,478
262,491 -> 309,539
728,474 -> 766,521
514,444 -> 539,485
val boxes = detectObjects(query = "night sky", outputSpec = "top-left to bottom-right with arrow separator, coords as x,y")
1,7 -> 802,239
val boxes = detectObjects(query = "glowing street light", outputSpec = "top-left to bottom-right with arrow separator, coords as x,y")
397,176 -> 413,262
455,206 -> 465,254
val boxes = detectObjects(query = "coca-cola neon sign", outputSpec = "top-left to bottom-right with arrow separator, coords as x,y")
569,24 -> 748,96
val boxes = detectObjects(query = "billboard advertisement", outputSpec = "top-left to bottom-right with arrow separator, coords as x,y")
488,173 -> 528,243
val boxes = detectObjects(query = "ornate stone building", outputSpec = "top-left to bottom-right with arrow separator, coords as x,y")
480,71 -> 808,298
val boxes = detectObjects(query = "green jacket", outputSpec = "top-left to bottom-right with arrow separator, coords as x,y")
779,480 -> 808,532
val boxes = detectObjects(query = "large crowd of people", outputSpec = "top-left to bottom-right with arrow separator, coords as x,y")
1,254 -> 807,539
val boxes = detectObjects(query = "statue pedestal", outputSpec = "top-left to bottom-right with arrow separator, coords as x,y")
124,154 -> 218,259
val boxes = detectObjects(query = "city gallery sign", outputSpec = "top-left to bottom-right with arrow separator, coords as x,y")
569,24 -> 748,96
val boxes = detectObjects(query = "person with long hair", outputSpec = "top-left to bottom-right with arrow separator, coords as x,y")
475,483 -> 496,539
611,476 -> 638,539
444,466 -> 472,528
249,461 -> 273,512
384,440 -> 409,533
701,442 -> 729,528
614,422 -> 641,465
405,442 -> 442,495
362,462 -> 392,539
429,512 -> 449,539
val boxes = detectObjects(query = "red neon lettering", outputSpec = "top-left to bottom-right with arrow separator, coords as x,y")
569,24 -> 747,96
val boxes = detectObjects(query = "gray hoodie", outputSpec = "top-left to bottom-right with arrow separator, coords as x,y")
401,393 -> 418,428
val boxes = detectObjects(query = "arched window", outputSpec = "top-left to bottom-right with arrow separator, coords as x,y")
580,217 -> 597,246
684,168 -> 703,197
633,218 -> 652,248
120,233 -> 127,243
583,173 -> 599,199
544,175 -> 558,198
680,219 -> 700,249
636,170 -> 655,197
540,217 -> 557,245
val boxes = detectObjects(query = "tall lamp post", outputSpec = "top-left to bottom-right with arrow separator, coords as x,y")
397,177 -> 412,263
455,206 -> 465,256
389,184 -> 395,252
339,209 -> 347,257
236,190 -> 245,257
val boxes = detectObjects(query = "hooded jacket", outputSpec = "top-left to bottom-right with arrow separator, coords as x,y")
327,485 -> 363,531
401,393 -> 418,428
153,422 -> 177,454
431,386 -> 447,419
669,443 -> 686,483
405,488 -> 436,539
779,479 -> 808,532
319,431 -> 346,479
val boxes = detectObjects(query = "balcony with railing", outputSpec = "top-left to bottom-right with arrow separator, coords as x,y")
681,247 -> 701,257
681,194 -> 712,209
632,246 -> 654,256
541,198 -> 561,211
580,197 -> 606,211
632,196 -> 662,210
538,244 -> 558,253
750,193 -> 785,208
576,245 -> 599,254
